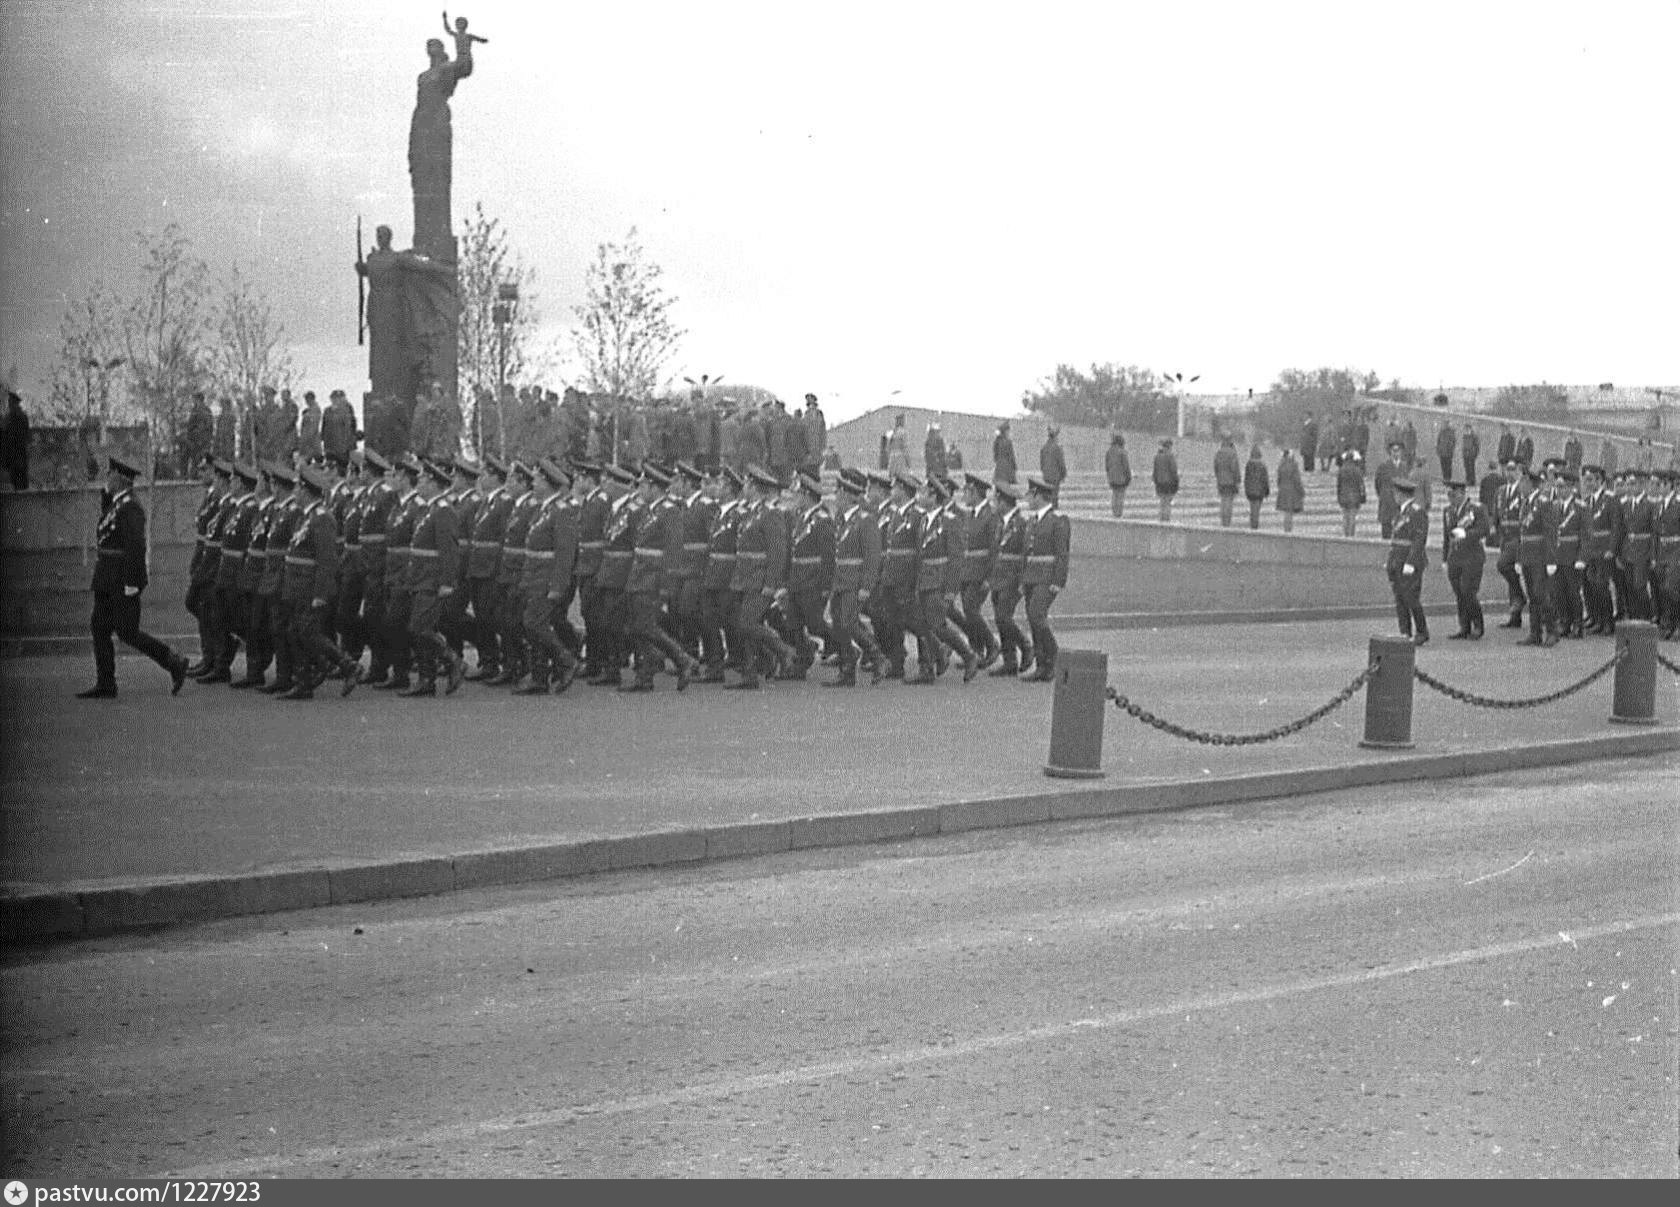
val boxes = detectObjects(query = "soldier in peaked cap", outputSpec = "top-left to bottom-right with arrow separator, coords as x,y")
906,474 -> 979,684
1493,457 -> 1529,628
1018,476 -> 1070,680
370,453 -> 427,690
724,466 -> 798,688
77,452 -> 191,698
619,461 -> 700,691
460,453 -> 514,680
184,455 -> 233,676
696,464 -> 746,682
987,477 -> 1033,676
238,461 -> 301,692
277,466 -> 360,698
1579,463 -> 1623,634
586,462 -> 644,686
1551,467 -> 1587,638
198,461 -> 263,682
1441,477 -> 1491,640
666,460 -> 713,667
488,460 -> 541,687
1652,469 -> 1680,639
1386,476 -> 1430,646
955,472 -> 1000,668
344,448 -> 396,684
399,456 -> 467,696
513,458 -> 584,694
562,458 -> 614,685
1619,467 -> 1656,622
826,468 -> 885,687
776,470 -> 834,680
1516,464 -> 1560,646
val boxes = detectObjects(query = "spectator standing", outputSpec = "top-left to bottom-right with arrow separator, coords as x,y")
1275,448 -> 1304,533
884,413 -> 909,473
179,392 -> 213,479
1300,411 -> 1319,473
1400,417 -> 1418,468
298,391 -> 324,462
1104,431 -> 1131,517
1213,434 -> 1241,526
1564,431 -> 1584,473
276,389 -> 300,462
736,405 -> 766,472
1317,423 -> 1338,475
1497,424 -> 1516,465
801,394 -> 825,474
1600,436 -> 1618,478
1461,423 -> 1480,483
992,419 -> 1018,484
1038,425 -> 1067,501
1435,419 -> 1457,480
322,389 -> 358,466
1243,443 -> 1270,529
1152,438 -> 1180,522
1384,414 -> 1403,458
1354,410 -> 1372,462
1336,450 -> 1367,537
717,404 -> 740,472
1515,428 -> 1534,468
923,422 -> 948,479
2,389 -> 30,489
1375,441 -> 1406,539
212,397 -> 236,461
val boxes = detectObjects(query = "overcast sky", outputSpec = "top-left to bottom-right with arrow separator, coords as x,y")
2,0 -> 1676,427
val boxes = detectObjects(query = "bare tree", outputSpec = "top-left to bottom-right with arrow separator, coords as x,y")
46,283 -> 135,431
457,201 -> 538,456
122,225 -> 215,477
572,227 -> 684,402
207,261 -> 296,461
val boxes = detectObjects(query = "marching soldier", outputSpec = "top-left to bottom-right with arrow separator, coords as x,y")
826,468 -> 884,687
568,460 -> 612,683
588,464 -> 642,687
906,476 -> 977,684
780,471 -> 835,680
670,461 -> 715,665
278,466 -> 361,698
987,480 -> 1033,677
255,464 -> 308,694
1620,468 -> 1656,622
621,463 -> 700,691
463,455 -> 514,680
697,466 -> 745,683
199,461 -> 261,683
1019,476 -> 1070,681
232,463 -> 292,691
184,456 -> 232,676
1580,464 -> 1623,635
514,458 -> 583,695
1652,470 -> 1680,639
859,470 -> 897,675
440,456 -> 484,667
77,452 -> 190,698
371,454 -> 426,691
1516,466 -> 1559,647
876,471 -> 924,680
1493,458 -> 1528,628
1552,469 -> 1587,638
1441,478 -> 1490,640
726,467 -> 797,689
348,450 -> 396,684
489,461 -> 540,688
402,458 -> 466,697
955,473 -> 1000,668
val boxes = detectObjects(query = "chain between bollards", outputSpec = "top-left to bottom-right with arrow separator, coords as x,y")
1411,647 -> 1626,710
1657,650 -> 1680,677
1104,657 -> 1381,747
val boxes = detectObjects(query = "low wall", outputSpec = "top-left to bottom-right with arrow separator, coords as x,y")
0,482 -> 204,553
1059,516 -> 1396,616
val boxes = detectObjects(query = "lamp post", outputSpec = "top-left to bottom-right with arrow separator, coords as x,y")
491,282 -> 518,459
1163,371 -> 1199,439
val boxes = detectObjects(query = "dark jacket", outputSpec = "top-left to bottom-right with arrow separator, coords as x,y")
1243,453 -> 1270,502
1038,436 -> 1066,486
1276,454 -> 1304,512
1213,442 -> 1241,495
1336,458 -> 1367,509
1104,441 -> 1131,489
992,429 -> 1017,483
1152,447 -> 1179,496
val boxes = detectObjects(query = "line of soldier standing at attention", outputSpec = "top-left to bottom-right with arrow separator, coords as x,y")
177,450 -> 1073,699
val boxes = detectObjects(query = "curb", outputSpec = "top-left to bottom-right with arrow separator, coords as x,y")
5,727 -> 1675,945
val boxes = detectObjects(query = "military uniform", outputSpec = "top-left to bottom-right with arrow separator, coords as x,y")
1517,475 -> 1560,645
590,469 -> 643,686
876,478 -> 925,678
349,454 -> 396,683
184,461 -> 230,674
1493,468 -> 1527,626
1019,479 -> 1071,680
726,470 -> 796,688
698,472 -> 745,681
622,467 -> 697,691
373,466 -> 426,690
1441,484 -> 1490,639
279,470 -> 359,697
826,471 -> 884,686
987,484 -> 1033,676
1386,481 -> 1430,645
463,462 -> 515,678
203,466 -> 260,681
1620,478 -> 1655,621
1652,473 -> 1680,638
403,463 -> 465,696
79,460 -> 188,698
781,477 -> 835,679
488,466 -> 541,686
440,462 -> 484,662
671,463 -> 716,665
955,476 -> 1000,667
1580,471 -> 1624,634
516,461 -> 582,694
571,467 -> 613,681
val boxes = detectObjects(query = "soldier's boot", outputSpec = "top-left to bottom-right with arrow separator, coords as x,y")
697,660 -> 728,684
1016,646 -> 1036,676
905,662 -> 937,686
400,667 -> 438,697
988,654 -> 1020,678
466,661 -> 500,682
372,671 -> 410,690
1501,609 -> 1524,629
552,653 -> 580,694
230,670 -> 266,689
257,677 -> 293,695
724,669 -> 761,690
443,646 -> 466,696
674,654 -> 699,692
823,667 -> 858,688
279,682 -> 316,700
512,667 -> 550,696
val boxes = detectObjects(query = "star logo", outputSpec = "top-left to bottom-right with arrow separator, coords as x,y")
5,1182 -> 29,1206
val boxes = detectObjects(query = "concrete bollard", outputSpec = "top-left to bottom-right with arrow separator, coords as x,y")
1609,620 -> 1658,725
1360,635 -> 1416,750
1044,649 -> 1109,779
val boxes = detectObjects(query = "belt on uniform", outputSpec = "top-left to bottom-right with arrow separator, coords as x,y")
1389,539 -> 1413,548
581,541 -> 606,549
792,556 -> 822,565
221,550 -> 246,559
471,539 -> 501,548
603,550 -> 632,559
884,549 -> 912,558
921,556 -> 947,565
633,548 -> 665,557
836,557 -> 863,566
360,534 -> 388,543
97,548 -> 125,557
502,547 -> 526,557
284,556 -> 316,566
526,550 -> 556,560
411,548 -> 440,558
344,541 -> 361,550
683,542 -> 709,551
711,553 -> 737,561
1026,555 -> 1055,563
738,551 -> 767,560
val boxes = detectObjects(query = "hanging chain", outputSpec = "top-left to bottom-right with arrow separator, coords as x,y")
1657,650 -> 1680,677
1105,658 -> 1381,747
1411,647 -> 1625,710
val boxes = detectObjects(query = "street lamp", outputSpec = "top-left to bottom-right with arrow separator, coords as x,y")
492,282 -> 518,458
1162,371 -> 1199,439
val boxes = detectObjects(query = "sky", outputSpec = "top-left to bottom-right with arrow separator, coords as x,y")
2,0 -> 1677,428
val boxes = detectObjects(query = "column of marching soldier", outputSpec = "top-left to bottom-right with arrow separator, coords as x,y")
173,450 -> 1074,700
1467,457 -> 1680,649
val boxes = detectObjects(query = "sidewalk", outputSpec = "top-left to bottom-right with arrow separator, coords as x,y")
3,619 -> 1675,941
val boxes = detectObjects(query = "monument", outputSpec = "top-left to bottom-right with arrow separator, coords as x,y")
356,13 -> 483,425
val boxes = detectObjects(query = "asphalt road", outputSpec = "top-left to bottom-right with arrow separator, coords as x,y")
3,762 -> 1675,1178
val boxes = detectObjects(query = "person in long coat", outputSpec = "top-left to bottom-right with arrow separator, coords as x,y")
992,420 -> 1018,484
1104,432 -> 1131,517
1243,443 -> 1271,530
1275,448 -> 1305,532
1038,426 -> 1067,501
1336,451 -> 1367,537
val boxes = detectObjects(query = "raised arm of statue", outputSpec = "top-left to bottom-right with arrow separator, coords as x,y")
443,12 -> 487,55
